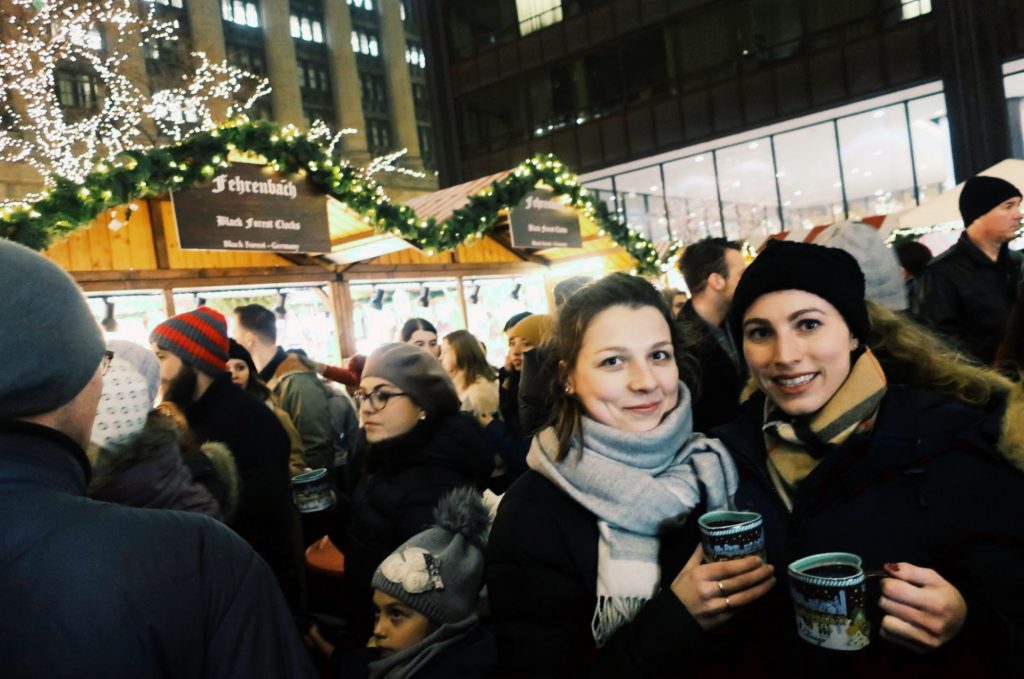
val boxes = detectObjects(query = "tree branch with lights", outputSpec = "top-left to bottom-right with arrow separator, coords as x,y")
0,118 -> 676,275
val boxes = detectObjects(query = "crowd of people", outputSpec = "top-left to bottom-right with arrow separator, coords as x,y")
1,174 -> 1023,677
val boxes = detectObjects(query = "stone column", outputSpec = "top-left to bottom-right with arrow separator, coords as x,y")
186,0 -> 228,62
186,0 -> 230,120
260,0 -> 305,127
378,0 -> 421,165
323,0 -> 370,160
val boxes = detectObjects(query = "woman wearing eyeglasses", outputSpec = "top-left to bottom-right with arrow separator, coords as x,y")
328,342 -> 494,639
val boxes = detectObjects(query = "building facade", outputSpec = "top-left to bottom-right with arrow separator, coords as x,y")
0,0 -> 438,201
424,0 -> 1024,246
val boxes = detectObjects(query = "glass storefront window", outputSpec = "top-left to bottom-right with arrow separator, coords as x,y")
350,280 -> 463,357
716,138 -> 779,244
773,122 -> 844,230
463,275 -> 548,367
907,94 -> 955,203
86,294 -> 166,350
838,104 -> 916,220
614,167 -> 668,243
662,154 -> 720,243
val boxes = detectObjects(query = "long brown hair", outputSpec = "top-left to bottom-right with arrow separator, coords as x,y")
866,301 -> 1012,407
443,329 -> 496,389
545,273 -> 696,461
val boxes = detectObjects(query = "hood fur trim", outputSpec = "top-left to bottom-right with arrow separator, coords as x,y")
1000,383 -> 1024,472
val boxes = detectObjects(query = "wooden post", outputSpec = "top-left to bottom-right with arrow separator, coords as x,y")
162,288 -> 176,318
329,279 -> 358,359
455,276 -> 470,330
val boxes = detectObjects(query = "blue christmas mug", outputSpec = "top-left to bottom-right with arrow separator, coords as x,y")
697,510 -> 766,563
291,468 -> 335,513
788,552 -> 870,651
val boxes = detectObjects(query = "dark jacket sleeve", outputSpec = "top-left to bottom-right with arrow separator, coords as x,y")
911,268 -> 969,353
517,348 -> 553,436
486,485 -> 712,677
203,527 -> 318,679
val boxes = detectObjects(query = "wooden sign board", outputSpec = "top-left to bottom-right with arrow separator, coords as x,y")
171,164 -> 332,254
509,189 -> 583,249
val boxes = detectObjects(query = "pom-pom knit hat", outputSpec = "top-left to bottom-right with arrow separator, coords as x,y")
149,306 -> 229,376
372,487 -> 490,625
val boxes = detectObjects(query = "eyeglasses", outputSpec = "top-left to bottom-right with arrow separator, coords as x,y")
352,387 -> 409,411
101,350 -> 114,376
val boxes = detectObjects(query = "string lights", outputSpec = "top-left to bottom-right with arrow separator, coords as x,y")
0,117 -> 674,276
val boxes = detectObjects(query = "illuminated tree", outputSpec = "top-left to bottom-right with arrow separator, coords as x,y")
0,0 -> 269,186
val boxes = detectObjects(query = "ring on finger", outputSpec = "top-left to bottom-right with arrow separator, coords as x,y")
725,596 -> 731,609
717,581 -> 726,596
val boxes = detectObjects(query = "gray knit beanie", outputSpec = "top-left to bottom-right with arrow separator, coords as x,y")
371,487 -> 490,624
362,343 -> 460,418
813,221 -> 908,312
0,239 -> 105,418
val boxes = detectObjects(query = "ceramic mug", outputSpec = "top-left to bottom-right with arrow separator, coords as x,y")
291,468 -> 335,513
788,552 -> 870,651
697,510 -> 766,562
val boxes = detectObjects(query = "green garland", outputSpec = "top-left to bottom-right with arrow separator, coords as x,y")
0,119 -> 677,276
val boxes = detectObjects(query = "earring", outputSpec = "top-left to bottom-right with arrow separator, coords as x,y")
419,411 -> 427,421
564,386 -> 573,395
851,338 -> 860,350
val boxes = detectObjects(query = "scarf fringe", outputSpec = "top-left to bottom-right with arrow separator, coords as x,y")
592,595 -> 648,648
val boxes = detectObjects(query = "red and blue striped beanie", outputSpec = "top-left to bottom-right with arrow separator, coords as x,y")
149,306 -> 229,376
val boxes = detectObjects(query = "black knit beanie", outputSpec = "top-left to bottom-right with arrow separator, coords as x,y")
729,240 -> 869,347
959,176 -> 1022,227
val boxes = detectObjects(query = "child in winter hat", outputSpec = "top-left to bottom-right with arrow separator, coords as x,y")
310,487 -> 496,678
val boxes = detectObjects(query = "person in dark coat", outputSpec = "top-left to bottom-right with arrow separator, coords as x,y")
0,239 -> 315,678
912,175 -> 1023,365
712,239 -> 1024,675
330,343 -> 494,638
676,237 -> 749,432
151,306 -> 305,610
487,273 -> 772,677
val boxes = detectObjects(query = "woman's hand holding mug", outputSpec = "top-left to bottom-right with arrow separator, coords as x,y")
672,545 -> 776,631
878,561 -> 967,653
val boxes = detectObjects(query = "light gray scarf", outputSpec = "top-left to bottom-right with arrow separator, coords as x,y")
527,382 -> 738,647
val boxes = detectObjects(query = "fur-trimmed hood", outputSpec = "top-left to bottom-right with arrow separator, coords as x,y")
89,414 -> 239,521
1000,382 -> 1024,472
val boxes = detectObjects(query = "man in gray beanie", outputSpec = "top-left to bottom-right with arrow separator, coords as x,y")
912,174 -> 1023,364
0,239 -> 315,678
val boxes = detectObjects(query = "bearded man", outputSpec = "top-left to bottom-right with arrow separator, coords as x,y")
151,307 -> 305,608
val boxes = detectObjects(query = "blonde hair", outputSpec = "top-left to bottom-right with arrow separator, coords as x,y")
864,301 -> 1012,407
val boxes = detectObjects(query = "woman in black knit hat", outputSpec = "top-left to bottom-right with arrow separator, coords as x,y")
708,239 -> 1024,674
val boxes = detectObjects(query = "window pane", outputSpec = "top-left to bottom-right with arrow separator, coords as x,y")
716,139 -> 779,244
774,123 -> 845,231
614,167 -> 668,243
312,21 -> 323,43
838,104 -> 915,220
663,154 -> 720,244
290,15 -> 300,37
907,94 -> 954,204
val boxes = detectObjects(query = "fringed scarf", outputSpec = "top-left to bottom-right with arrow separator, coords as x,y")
762,348 -> 887,511
527,383 -> 738,648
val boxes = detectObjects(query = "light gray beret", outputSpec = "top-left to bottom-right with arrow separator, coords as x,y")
363,343 -> 460,418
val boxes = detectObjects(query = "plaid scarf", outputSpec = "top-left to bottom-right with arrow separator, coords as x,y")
762,349 -> 887,511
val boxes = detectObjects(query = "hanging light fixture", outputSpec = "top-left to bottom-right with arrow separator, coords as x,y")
510,281 -> 522,301
370,286 -> 385,310
418,284 -> 431,308
101,297 -> 118,333
196,295 -> 208,307
468,282 -> 481,305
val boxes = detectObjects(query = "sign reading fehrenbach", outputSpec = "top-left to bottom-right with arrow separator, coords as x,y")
508,189 -> 583,249
170,163 -> 331,253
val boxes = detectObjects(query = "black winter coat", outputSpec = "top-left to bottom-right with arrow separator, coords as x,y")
331,412 -> 494,633
184,374 -> 304,605
0,420 -> 316,678
677,301 -> 746,433
911,232 -> 1022,365
711,386 -> 1024,676
486,471 -> 715,677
